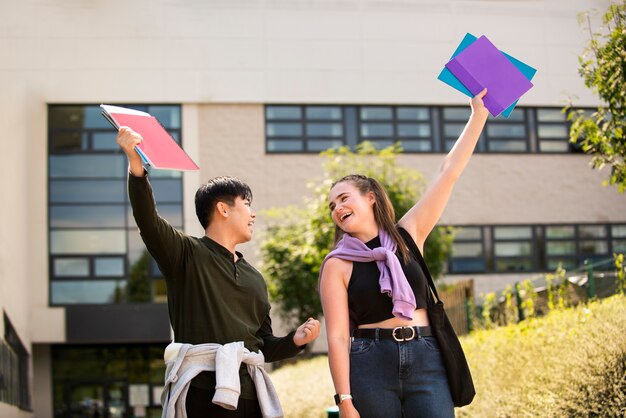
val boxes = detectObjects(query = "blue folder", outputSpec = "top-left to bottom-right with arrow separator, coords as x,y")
438,33 -> 537,118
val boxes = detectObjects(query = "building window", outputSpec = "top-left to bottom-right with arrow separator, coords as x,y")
52,344 -> 166,418
440,106 -> 476,152
358,106 -> 434,152
48,105 -> 182,305
447,223 -> 624,274
265,105 -> 593,155
0,313 -> 30,410
492,226 -> 536,272
543,224 -> 618,269
611,225 -> 626,254
484,107 -> 528,152
535,108 -> 581,153
448,226 -> 487,273
544,225 -> 578,270
577,224 -> 610,263
265,105 -> 346,152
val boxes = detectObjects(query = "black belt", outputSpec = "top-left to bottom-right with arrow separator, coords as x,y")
353,326 -> 433,342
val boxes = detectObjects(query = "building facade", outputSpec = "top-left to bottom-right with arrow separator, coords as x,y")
1,1 -> 624,417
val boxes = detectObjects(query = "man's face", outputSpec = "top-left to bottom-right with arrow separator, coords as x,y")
226,196 -> 256,243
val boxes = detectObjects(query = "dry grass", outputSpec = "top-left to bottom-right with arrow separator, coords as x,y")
270,355 -> 335,418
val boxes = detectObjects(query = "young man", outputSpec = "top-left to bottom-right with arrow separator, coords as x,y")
117,127 -> 320,418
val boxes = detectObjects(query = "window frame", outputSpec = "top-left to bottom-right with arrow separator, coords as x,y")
265,104 -> 595,155
447,225 -> 488,273
48,104 -> 183,306
446,223 -> 622,275
1,313 -> 30,410
357,105 -> 436,152
265,105 -> 347,153
534,107 -> 583,154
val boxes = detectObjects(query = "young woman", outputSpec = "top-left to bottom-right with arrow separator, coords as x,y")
319,89 -> 488,418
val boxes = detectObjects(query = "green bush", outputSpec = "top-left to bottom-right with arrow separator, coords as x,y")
459,294 -> 626,418
270,295 -> 626,417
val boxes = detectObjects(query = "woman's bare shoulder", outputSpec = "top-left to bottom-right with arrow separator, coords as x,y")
321,257 -> 353,285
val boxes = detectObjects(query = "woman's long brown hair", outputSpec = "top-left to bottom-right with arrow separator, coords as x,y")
331,174 -> 409,262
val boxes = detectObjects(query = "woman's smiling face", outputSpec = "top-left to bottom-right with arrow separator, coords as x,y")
328,181 -> 376,234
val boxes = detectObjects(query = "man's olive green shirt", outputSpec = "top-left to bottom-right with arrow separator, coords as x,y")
128,173 -> 302,399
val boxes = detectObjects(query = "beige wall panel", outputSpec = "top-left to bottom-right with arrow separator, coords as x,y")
265,9 -> 362,40
181,105 -> 204,237
266,39 -> 361,71
398,154 -> 626,225
0,404 -> 31,418
0,0 -> 613,105
0,77 -> 37,349
13,89 -> 65,344
32,345 -> 53,418
31,308 -> 65,344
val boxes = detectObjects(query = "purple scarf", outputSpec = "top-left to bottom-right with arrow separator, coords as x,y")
319,229 -> 416,321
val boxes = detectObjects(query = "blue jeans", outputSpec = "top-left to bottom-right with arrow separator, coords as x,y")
349,333 -> 455,418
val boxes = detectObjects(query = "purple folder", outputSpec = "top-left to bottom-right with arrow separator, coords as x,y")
445,35 -> 534,117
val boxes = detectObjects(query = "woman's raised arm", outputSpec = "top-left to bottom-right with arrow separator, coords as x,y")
398,89 -> 489,253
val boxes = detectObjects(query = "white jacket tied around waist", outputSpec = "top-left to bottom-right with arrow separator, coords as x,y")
161,341 -> 283,418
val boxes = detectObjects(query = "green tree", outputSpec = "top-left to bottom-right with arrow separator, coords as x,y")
568,1 -> 626,192
260,142 -> 454,328
126,250 -> 152,302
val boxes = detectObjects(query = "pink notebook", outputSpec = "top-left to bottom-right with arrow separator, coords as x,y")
101,105 -> 199,171
445,35 -> 534,117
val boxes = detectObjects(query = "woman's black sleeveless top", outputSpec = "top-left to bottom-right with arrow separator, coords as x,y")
347,227 -> 431,327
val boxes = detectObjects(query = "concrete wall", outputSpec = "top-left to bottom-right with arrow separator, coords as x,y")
0,404 -> 32,418
0,0 -> 611,105
31,345 -> 53,418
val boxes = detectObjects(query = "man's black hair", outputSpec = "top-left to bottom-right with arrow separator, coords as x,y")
195,176 -> 253,230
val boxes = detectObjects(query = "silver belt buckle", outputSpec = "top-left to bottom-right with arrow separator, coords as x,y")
392,326 -> 416,342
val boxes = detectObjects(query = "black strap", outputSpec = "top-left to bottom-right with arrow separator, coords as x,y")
353,326 -> 433,340
397,227 -> 442,304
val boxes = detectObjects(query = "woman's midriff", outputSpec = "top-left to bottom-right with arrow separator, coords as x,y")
357,308 -> 430,329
